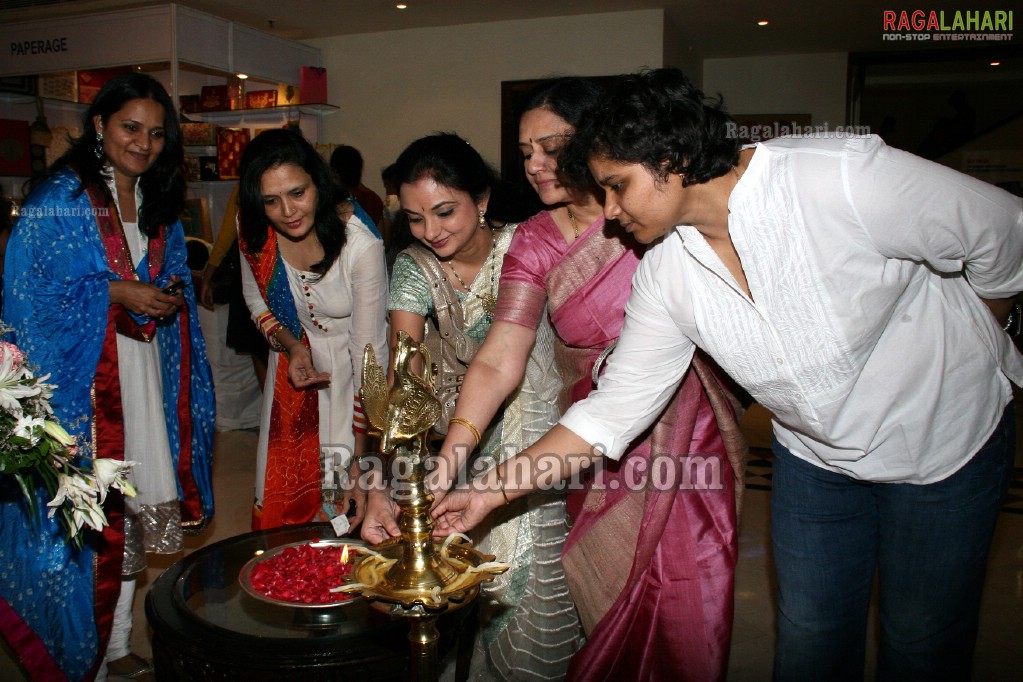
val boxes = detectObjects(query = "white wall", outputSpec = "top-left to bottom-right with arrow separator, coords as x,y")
306,10 -> 664,196
663,17 -> 703,88
703,53 -> 849,127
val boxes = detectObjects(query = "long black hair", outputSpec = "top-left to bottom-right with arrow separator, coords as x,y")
36,72 -> 185,236
237,128 -> 346,276
571,68 -> 740,187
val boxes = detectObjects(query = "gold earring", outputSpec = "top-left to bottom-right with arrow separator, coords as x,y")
478,210 -> 486,228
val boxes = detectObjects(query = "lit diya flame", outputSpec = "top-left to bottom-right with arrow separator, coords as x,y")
340,544 -> 349,564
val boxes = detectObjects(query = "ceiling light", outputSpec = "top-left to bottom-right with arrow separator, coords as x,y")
757,20 -> 769,26
990,61 -> 1001,66
236,73 -> 249,79
396,3 -> 408,8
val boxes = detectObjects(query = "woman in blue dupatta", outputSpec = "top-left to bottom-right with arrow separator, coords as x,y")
1,73 -> 214,682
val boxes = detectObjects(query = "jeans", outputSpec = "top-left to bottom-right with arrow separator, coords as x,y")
771,403 -> 1015,682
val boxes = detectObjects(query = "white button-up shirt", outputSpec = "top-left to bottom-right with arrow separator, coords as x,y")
561,135 -> 1023,483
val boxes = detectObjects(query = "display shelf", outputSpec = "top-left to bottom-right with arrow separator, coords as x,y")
1,5 -> 330,230
186,103 -> 338,122
0,93 -> 85,112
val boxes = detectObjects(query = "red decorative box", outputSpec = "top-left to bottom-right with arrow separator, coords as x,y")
217,128 -> 250,180
77,67 -> 132,104
0,118 -> 31,176
277,83 -> 300,107
181,122 -> 218,146
179,94 -> 201,114
200,85 -> 231,112
244,89 -> 278,110
299,66 -> 327,104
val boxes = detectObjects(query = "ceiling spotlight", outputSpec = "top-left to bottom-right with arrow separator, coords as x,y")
396,3 -> 408,8
757,20 -> 769,26
990,61 -> 1001,66
236,73 -> 249,79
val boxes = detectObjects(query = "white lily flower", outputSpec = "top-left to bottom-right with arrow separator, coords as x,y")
91,458 -> 138,501
2,333 -> 123,543
42,420 -> 76,447
72,500 -> 108,534
46,473 -> 75,509
47,472 -> 97,509
13,414 -> 44,443
0,350 -> 42,414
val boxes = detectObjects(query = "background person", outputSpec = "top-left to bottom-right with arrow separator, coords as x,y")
199,183 -> 269,388
330,144 -> 386,241
1,72 -> 215,681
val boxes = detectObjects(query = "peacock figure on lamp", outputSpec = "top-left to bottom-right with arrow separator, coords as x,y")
342,331 -> 507,680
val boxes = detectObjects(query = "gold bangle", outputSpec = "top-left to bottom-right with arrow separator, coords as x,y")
448,417 -> 481,446
268,327 -> 288,355
267,327 -> 285,352
495,473 -> 510,505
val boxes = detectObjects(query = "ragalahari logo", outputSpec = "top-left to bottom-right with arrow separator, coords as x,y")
882,9 -> 1013,42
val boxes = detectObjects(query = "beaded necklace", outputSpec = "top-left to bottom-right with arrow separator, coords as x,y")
445,230 -> 497,318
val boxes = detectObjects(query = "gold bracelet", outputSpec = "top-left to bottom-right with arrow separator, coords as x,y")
448,417 -> 481,446
267,327 -> 287,353
495,473 -> 511,505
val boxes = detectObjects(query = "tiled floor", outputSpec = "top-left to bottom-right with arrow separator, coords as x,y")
130,421 -> 1023,680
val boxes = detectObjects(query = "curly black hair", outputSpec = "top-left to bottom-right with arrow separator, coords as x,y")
237,128 -> 347,278
567,68 -> 740,188
33,72 -> 186,236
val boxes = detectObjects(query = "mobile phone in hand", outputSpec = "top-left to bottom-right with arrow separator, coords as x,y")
162,281 -> 186,296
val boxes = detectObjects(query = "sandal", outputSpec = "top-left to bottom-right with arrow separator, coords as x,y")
106,653 -> 155,681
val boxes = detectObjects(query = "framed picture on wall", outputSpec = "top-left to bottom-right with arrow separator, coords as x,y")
181,197 -> 212,242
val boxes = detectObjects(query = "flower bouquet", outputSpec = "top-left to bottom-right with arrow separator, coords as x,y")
0,327 -> 136,548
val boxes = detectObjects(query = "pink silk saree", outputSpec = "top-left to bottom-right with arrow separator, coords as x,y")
496,211 -> 746,681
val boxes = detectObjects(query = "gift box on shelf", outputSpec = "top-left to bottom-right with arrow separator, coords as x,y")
184,155 -> 202,182
217,128 -> 250,179
277,83 -> 300,107
199,156 -> 220,181
179,94 -> 201,114
244,89 -> 278,110
299,66 -> 327,104
78,67 -> 132,104
200,85 -> 231,112
0,76 -> 37,97
0,118 -> 31,176
38,72 -> 78,102
181,122 -> 218,146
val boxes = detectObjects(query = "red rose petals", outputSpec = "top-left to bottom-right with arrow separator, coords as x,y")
247,543 -> 356,605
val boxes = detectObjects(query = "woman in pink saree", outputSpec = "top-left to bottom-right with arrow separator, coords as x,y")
434,78 -> 747,681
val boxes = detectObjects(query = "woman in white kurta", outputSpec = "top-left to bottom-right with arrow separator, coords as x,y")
236,129 -> 388,530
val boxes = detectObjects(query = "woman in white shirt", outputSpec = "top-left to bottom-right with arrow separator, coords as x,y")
237,129 -> 388,531
435,67 -> 1023,682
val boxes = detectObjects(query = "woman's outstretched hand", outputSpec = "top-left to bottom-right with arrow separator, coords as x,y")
284,344 -> 330,389
431,487 -> 493,537
360,489 -> 401,544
